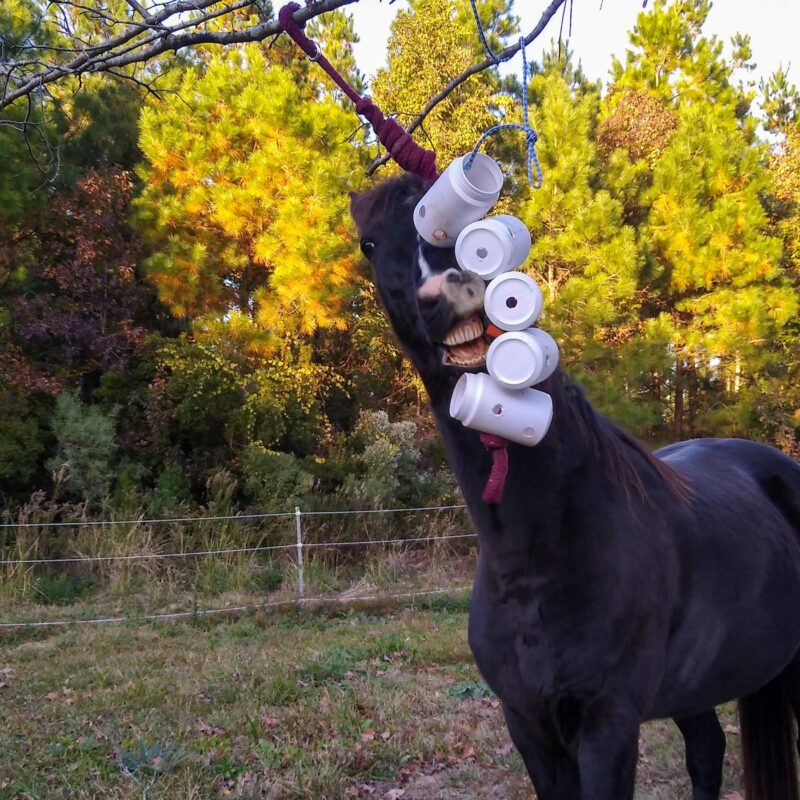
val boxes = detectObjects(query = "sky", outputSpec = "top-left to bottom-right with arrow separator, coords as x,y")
348,0 -> 799,93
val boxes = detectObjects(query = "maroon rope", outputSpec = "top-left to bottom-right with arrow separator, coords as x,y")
479,433 -> 509,504
278,3 -> 439,180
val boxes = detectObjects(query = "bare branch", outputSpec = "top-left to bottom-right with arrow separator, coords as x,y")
1,0 -> 359,114
366,0 -> 568,176
123,0 -> 155,23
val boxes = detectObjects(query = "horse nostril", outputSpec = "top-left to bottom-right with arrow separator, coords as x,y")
467,288 -> 475,297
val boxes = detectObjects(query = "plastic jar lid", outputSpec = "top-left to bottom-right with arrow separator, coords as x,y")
483,271 -> 543,331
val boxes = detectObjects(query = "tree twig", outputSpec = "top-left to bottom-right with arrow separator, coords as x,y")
1,0 -> 359,113
365,0 -> 568,176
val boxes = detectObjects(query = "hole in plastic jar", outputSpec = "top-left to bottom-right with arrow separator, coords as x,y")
492,404 -> 503,416
418,205 -> 426,218
476,247 -> 488,260
506,296 -> 518,309
523,426 -> 536,438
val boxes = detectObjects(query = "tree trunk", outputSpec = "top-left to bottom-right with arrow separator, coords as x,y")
673,360 -> 685,441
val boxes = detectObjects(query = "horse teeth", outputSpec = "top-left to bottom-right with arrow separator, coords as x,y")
443,316 -> 484,347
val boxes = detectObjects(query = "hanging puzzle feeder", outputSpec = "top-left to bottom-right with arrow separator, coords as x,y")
278,2 -> 554,504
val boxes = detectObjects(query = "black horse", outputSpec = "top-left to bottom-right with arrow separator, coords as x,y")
350,174 -> 800,800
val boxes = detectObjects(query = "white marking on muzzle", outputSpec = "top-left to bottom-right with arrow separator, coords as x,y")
418,268 -> 461,300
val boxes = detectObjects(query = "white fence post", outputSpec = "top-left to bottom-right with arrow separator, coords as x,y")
295,506 -> 304,598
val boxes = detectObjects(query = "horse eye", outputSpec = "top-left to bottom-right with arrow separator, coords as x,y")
360,239 -> 375,258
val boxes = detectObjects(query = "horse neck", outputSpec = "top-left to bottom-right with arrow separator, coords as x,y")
426,371 -> 629,564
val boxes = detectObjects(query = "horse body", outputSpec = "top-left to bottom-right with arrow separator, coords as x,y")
350,175 -> 800,799
653,439 -> 800,718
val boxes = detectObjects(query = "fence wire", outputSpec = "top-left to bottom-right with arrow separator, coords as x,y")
0,586 -> 473,629
0,532 -> 476,566
0,504 -> 477,629
0,504 -> 467,529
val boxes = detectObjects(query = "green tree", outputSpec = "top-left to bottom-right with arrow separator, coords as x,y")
371,0 -> 516,168
47,392 -> 118,504
601,0 -> 792,438
761,66 -> 800,133
517,63 -> 648,429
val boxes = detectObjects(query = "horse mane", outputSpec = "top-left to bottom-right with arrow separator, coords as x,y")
551,375 -> 691,504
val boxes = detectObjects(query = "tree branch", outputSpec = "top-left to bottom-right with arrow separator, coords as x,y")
366,0 -> 568,176
1,0 -> 359,113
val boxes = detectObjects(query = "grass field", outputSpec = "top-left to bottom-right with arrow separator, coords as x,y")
0,593 -> 745,800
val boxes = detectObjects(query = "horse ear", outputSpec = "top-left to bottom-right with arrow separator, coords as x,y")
349,190 -> 369,232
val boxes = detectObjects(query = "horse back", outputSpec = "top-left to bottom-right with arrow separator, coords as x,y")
657,437 -> 800,536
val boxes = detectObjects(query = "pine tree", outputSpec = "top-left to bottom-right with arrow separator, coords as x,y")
516,58 -> 650,429
371,0 -> 515,169
602,0 -> 792,438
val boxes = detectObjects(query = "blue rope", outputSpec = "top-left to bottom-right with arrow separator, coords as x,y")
463,23 -> 544,190
469,0 -> 503,64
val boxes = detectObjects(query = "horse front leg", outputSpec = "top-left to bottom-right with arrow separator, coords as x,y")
502,703 -> 580,800
576,696 -> 640,800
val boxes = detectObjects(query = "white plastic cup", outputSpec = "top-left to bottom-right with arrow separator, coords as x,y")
483,271 -> 543,331
487,328 -> 559,390
454,215 -> 532,279
413,154 -> 504,247
449,372 -> 554,447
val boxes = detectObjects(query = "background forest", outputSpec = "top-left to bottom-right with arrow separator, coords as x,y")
3,0 -> 800,522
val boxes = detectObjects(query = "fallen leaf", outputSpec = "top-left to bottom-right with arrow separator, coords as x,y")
380,731 -> 391,741
723,724 -> 740,735
261,715 -> 280,728
196,719 -> 225,736
361,729 -> 376,742
461,745 -> 476,760
383,790 -> 405,799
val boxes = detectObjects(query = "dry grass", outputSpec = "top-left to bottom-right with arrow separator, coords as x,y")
0,590 -> 746,800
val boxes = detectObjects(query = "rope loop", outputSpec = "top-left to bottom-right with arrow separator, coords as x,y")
464,35 -> 543,189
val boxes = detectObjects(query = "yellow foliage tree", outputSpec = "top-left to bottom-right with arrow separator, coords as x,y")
136,39 -> 367,345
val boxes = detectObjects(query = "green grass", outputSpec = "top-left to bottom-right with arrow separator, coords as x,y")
0,598 -> 744,800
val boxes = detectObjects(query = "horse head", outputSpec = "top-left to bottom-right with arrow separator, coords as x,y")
350,174 -> 488,392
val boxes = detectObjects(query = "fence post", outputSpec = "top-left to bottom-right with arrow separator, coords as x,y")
295,506 -> 304,599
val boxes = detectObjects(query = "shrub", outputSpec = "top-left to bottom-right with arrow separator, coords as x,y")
0,393 -> 43,490
46,392 -> 118,505
346,411 -> 423,505
241,444 -> 313,511
146,461 -> 193,515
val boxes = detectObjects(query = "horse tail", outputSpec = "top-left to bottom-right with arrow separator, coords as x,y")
739,676 -> 799,800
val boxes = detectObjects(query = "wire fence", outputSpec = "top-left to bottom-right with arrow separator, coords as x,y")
0,504 -> 477,630
0,586 -> 473,629
0,503 -> 468,529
